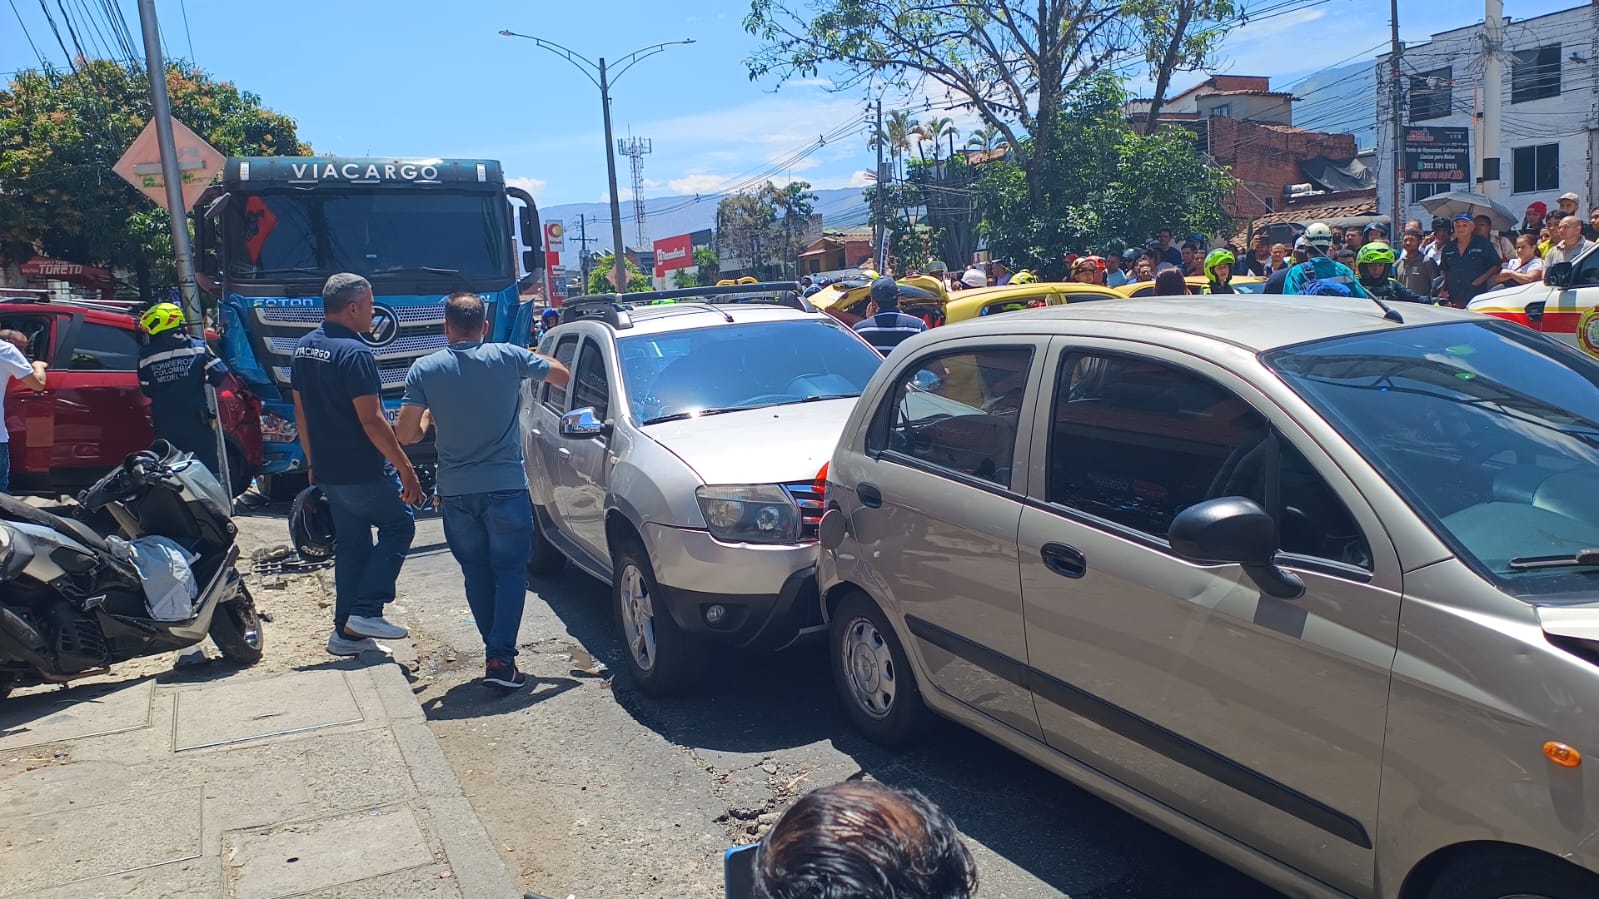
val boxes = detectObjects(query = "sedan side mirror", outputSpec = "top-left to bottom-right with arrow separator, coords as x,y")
1169,497 -> 1304,599
1546,261 -> 1573,288
558,407 -> 612,439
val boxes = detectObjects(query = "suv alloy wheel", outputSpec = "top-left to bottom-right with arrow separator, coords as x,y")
610,538 -> 708,696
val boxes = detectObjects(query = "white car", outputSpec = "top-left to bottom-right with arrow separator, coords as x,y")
1470,241 -> 1599,355
521,284 -> 885,694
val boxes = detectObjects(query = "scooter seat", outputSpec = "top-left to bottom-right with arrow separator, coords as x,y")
0,494 -> 114,555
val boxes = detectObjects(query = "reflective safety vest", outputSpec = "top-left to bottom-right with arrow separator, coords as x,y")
1284,257 -> 1370,298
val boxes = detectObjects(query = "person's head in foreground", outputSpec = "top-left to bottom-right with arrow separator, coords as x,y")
756,780 -> 977,899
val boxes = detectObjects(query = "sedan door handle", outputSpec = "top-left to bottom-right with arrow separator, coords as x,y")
556,447 -> 572,458
857,482 -> 883,508
1041,542 -> 1086,579
530,428 -> 542,439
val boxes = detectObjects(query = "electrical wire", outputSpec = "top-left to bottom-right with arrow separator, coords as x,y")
8,0 -> 45,63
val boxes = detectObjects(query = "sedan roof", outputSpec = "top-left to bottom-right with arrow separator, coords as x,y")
937,294 -> 1480,353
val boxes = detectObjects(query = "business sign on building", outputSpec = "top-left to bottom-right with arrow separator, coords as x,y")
545,221 -> 565,252
1403,126 -> 1470,183
653,233 -> 694,278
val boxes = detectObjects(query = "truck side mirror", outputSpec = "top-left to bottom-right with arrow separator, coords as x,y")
523,248 -> 545,275
1546,262 -> 1573,288
519,206 -> 538,248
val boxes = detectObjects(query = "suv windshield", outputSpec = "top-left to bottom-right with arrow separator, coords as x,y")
1266,320 -> 1599,599
227,191 -> 509,280
619,319 -> 882,424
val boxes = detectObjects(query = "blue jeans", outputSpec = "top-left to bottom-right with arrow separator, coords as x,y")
441,490 -> 532,663
320,474 -> 416,633
0,442 -> 10,494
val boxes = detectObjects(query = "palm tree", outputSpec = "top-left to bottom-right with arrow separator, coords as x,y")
965,125 -> 1009,153
870,110 -> 917,182
917,117 -> 960,161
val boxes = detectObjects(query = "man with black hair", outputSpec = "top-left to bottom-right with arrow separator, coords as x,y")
754,780 -> 977,899
396,292 -> 569,689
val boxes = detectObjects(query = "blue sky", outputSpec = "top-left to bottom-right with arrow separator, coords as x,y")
2,0 -> 1581,209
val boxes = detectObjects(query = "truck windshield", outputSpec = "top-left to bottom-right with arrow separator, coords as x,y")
226,191 -> 510,281
1265,320 -> 1599,600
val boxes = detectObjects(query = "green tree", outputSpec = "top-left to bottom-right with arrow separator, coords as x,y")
915,117 -> 960,161
587,254 -> 652,293
0,60 -> 309,297
715,181 -> 814,280
973,75 -> 1233,280
669,245 -> 723,287
965,125 -> 1008,153
745,0 -> 1237,207
1125,0 -> 1237,133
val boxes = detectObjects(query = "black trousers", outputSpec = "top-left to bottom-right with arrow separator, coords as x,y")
155,416 -> 221,484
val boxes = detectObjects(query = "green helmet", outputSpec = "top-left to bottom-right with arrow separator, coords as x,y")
1356,242 -> 1397,266
1204,248 -> 1236,280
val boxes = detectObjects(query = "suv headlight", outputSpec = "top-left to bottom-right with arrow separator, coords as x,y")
696,485 -> 802,544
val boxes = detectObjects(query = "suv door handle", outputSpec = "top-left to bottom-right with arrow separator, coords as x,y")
1041,542 -> 1086,578
557,447 -> 572,458
858,483 -> 883,508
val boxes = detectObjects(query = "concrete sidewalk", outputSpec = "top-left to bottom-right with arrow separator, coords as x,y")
0,658 -> 519,898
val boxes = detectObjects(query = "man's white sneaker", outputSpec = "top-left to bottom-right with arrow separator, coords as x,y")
344,615 -> 408,640
326,632 -> 392,657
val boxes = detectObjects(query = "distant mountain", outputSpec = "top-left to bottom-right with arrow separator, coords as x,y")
1292,60 -> 1379,150
537,187 -> 869,255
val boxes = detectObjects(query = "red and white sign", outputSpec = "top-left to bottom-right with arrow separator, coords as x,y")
545,221 -> 565,252
19,255 -> 112,286
112,118 -> 226,213
653,233 -> 694,278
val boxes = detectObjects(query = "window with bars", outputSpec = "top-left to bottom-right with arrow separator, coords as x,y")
1408,67 -> 1453,121
1511,45 -> 1561,103
1412,183 -> 1450,204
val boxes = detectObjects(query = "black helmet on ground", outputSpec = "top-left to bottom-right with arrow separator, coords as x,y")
289,485 -> 336,561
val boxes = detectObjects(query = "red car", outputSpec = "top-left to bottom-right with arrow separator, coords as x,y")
1,293 -> 263,496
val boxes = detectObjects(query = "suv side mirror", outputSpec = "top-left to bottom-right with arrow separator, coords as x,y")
558,407 -> 612,439
1169,497 -> 1304,599
1545,261 -> 1573,288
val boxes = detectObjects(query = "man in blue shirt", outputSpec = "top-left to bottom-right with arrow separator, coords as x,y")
291,273 -> 424,657
397,292 -> 570,689
853,278 -> 927,357
1439,213 -> 1503,307
137,302 -> 229,481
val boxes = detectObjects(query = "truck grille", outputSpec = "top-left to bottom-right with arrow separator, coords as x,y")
783,480 -> 826,540
268,332 -> 446,359
255,305 -> 445,327
274,357 -> 418,392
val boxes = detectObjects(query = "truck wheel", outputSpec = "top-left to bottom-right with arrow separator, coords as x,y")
209,583 -> 265,665
611,538 -> 707,696
830,591 -> 933,747
261,473 -> 309,503
527,504 -> 565,576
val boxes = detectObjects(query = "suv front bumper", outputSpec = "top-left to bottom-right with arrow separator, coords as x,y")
641,523 -> 823,650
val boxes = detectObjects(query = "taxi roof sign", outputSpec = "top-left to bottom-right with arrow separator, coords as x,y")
113,118 -> 225,214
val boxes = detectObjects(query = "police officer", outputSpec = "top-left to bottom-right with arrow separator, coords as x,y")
137,303 -> 227,479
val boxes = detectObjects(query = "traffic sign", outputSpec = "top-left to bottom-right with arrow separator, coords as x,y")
113,118 -> 226,213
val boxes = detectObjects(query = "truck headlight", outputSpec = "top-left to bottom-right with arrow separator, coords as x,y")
695,485 -> 802,544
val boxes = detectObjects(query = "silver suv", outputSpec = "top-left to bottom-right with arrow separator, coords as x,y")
522,284 -> 883,694
818,295 -> 1599,899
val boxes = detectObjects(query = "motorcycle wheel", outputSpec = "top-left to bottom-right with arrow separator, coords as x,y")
209,583 -> 266,665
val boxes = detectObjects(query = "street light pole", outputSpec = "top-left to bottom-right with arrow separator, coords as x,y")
599,57 -> 627,292
498,30 -> 693,293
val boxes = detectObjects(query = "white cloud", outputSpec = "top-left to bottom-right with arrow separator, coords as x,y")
667,173 -> 735,195
506,176 -> 546,199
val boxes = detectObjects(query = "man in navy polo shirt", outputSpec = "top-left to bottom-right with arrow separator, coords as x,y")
1438,213 -> 1502,308
853,278 -> 926,356
292,273 -> 424,657
396,292 -> 570,689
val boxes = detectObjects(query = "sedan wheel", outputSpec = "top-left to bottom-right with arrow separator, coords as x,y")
829,591 -> 932,746
841,616 -> 897,719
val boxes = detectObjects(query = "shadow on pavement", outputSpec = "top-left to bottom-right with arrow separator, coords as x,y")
420,675 -> 580,721
530,565 -> 1282,898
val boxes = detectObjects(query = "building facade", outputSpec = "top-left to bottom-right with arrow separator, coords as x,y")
1375,4 -> 1599,226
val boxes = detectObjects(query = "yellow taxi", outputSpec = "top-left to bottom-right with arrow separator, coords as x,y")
813,276 -> 949,327
1114,275 -> 1267,298
945,282 -> 1122,324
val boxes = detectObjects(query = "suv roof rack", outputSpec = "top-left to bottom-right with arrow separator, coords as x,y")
559,297 -> 635,330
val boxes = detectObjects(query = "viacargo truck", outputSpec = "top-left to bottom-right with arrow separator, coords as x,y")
1469,242 -> 1599,358
195,157 -> 544,497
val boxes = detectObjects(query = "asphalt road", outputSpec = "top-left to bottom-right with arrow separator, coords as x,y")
397,516 -> 1288,899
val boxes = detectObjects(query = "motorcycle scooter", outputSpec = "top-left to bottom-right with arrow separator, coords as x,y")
0,441 -> 264,698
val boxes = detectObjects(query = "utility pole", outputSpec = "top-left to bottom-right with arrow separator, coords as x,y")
1389,0 -> 1405,232
874,99 -> 886,272
137,0 -> 230,504
599,57 -> 629,292
1480,0 -> 1504,201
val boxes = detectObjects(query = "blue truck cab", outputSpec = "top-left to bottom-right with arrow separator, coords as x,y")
195,157 -> 543,495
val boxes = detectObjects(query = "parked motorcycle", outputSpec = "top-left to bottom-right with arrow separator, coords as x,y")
0,441 -> 264,698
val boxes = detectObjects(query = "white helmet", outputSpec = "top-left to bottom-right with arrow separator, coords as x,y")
1304,222 -> 1334,248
